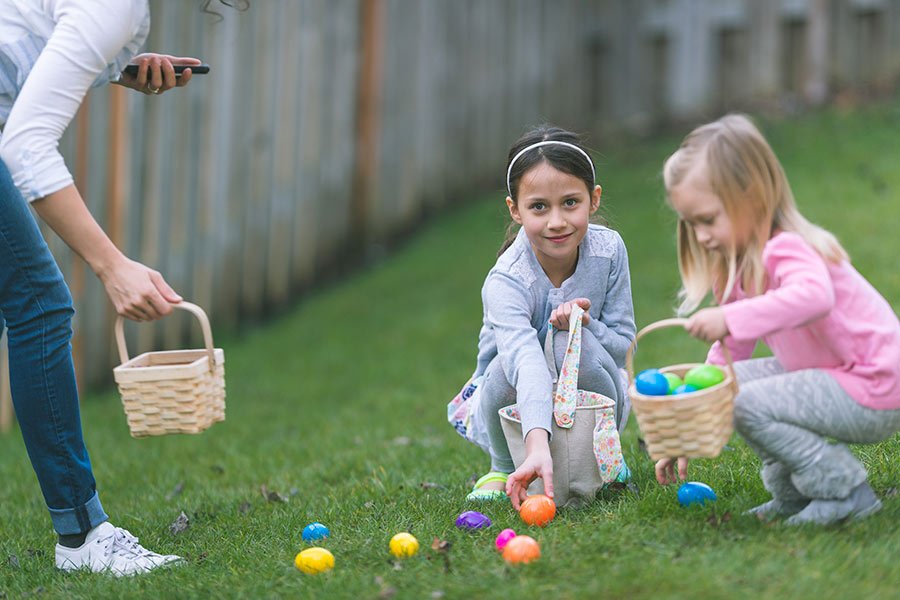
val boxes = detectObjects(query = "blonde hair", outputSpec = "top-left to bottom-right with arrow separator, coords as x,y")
663,114 -> 847,315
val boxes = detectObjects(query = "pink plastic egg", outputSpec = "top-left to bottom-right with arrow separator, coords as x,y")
495,528 -> 517,551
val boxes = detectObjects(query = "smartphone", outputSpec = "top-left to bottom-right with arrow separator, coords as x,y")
122,63 -> 210,77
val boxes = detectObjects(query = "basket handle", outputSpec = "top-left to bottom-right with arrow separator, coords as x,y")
115,302 -> 216,371
625,317 -> 737,388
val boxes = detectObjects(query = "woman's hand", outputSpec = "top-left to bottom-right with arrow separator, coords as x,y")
655,457 -> 689,485
506,429 -> 553,510
98,256 -> 182,321
549,298 -> 591,331
684,307 -> 728,343
118,53 -> 202,95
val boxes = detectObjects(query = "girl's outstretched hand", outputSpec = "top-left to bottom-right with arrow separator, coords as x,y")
684,307 -> 728,343
549,298 -> 591,330
98,256 -> 182,321
655,457 -> 689,485
118,53 -> 202,95
506,429 -> 554,510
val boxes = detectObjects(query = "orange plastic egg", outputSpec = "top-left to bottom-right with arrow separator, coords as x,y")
502,535 -> 541,564
519,494 -> 556,527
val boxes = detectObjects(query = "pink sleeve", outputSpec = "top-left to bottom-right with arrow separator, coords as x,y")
707,337 -> 756,366
721,233 -> 835,341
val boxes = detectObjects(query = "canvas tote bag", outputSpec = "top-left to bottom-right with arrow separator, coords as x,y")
499,304 -> 627,507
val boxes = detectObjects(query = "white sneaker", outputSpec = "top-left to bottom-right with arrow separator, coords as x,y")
55,522 -> 183,576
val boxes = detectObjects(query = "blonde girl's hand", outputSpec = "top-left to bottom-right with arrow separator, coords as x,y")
506,429 -> 554,510
98,256 -> 182,321
684,307 -> 728,343
549,298 -> 592,331
655,457 -> 689,485
118,53 -> 202,95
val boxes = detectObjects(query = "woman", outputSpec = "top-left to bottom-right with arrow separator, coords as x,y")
0,0 -> 227,575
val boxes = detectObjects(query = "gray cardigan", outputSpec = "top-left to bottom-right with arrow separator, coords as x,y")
474,225 -> 636,437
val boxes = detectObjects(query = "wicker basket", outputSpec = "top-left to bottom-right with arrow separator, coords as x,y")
626,318 -> 738,460
113,302 -> 225,438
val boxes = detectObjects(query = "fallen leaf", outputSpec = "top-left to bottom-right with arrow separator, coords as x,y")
420,482 -> 445,490
169,511 -> 190,535
430,537 -> 452,573
430,537 -> 451,552
8,554 -> 19,569
379,588 -> 397,599
210,464 -> 225,475
239,501 -> 252,514
165,482 -> 185,501
706,511 -> 731,528
260,485 -> 288,503
885,487 -> 898,498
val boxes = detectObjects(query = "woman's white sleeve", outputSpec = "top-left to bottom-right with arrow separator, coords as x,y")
0,0 -> 142,201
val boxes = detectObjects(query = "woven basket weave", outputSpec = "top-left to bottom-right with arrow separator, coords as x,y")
626,318 -> 738,460
113,302 -> 225,438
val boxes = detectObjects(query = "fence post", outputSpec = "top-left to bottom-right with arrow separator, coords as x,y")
352,0 -> 385,247
805,0 -> 829,105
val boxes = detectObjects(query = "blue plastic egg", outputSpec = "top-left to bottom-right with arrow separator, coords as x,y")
302,522 -> 330,541
677,482 -> 717,507
672,384 -> 699,395
635,369 -> 670,396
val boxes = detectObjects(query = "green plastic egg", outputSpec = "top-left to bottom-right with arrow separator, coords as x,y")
684,365 -> 725,390
662,373 -> 683,394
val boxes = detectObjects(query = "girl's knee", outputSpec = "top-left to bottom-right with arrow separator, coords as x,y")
733,381 -> 771,432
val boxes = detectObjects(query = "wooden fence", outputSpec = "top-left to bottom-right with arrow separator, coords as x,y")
3,0 -> 900,432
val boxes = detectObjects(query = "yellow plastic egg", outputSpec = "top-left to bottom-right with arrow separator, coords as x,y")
389,532 -> 419,558
294,547 -> 335,574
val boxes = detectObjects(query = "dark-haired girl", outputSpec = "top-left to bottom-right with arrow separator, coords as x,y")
455,126 -> 635,508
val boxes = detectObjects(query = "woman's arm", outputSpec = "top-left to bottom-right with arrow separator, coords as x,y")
32,185 -> 181,320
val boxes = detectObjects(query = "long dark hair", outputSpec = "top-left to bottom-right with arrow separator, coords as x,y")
201,0 -> 250,19
499,125 -> 598,256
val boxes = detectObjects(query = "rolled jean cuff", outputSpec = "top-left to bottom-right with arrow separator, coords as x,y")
48,491 -> 108,535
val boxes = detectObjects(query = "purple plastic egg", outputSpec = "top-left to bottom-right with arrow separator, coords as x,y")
455,510 -> 492,530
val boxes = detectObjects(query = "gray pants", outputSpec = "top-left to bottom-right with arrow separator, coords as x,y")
733,358 -> 900,501
479,328 -> 625,473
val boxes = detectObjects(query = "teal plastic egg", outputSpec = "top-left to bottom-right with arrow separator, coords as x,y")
684,365 -> 725,390
673,384 -> 699,395
636,369 -> 669,396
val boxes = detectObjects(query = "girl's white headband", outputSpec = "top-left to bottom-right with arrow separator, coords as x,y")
506,140 -> 596,196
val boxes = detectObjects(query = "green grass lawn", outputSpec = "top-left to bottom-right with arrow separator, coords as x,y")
2,103 -> 899,599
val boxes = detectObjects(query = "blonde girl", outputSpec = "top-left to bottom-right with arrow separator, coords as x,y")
656,114 -> 900,525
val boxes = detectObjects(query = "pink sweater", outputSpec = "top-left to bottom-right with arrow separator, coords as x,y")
708,232 -> 900,410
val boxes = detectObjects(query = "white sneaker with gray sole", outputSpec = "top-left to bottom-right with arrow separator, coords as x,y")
55,522 -> 182,576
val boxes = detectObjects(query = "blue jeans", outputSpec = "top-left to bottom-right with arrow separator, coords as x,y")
0,160 -> 107,535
